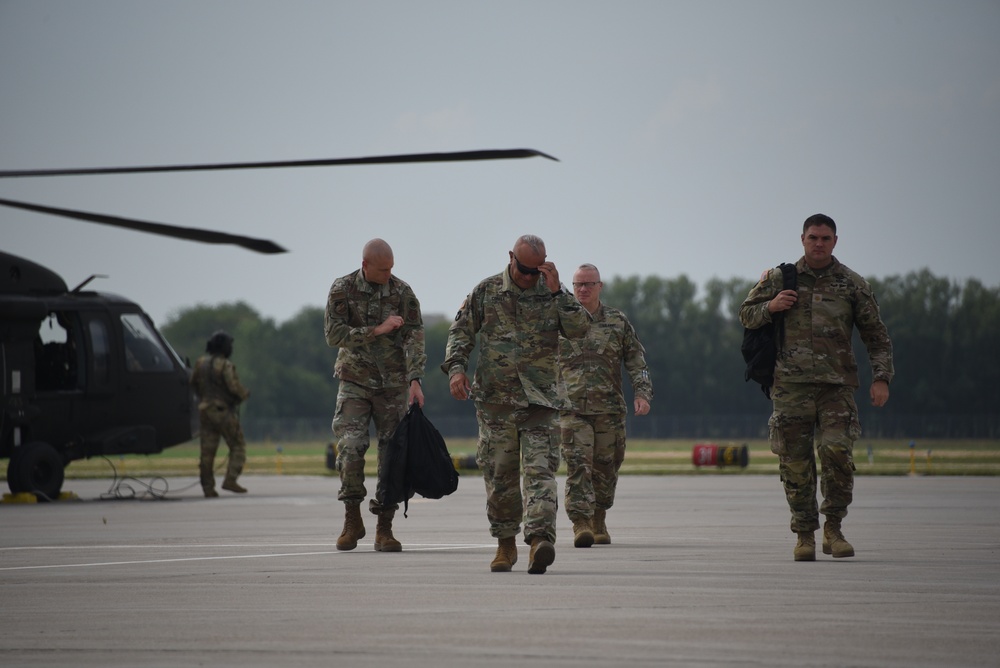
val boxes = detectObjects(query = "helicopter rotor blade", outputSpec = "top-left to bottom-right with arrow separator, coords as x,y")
0,148 -> 558,178
0,197 -> 286,254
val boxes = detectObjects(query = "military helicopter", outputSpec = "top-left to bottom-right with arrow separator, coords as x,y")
0,148 -> 555,498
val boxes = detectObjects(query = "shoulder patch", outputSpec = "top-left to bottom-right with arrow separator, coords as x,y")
454,298 -> 467,322
406,298 -> 420,322
759,269 -> 770,283
332,299 -> 348,317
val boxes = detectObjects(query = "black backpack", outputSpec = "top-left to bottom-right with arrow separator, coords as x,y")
742,263 -> 797,398
379,403 -> 459,516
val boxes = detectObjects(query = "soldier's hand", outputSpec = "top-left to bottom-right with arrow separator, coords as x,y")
634,397 -> 650,416
768,289 -> 798,313
871,380 -> 889,407
449,372 -> 471,400
373,314 -> 404,336
538,261 -> 560,293
409,380 -> 425,408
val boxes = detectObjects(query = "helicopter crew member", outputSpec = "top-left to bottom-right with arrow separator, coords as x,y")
325,238 -> 426,553
191,330 -> 251,497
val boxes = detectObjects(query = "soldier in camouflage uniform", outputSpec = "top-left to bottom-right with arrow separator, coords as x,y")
325,238 -> 426,553
443,234 -> 590,574
739,214 -> 894,561
559,264 -> 653,548
191,330 -> 251,498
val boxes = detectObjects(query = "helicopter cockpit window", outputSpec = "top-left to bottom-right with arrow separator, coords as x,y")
35,311 -> 84,391
121,314 -> 174,372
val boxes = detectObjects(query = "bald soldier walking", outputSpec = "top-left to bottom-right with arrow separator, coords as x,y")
443,234 -> 590,574
739,214 -> 893,561
325,238 -> 426,553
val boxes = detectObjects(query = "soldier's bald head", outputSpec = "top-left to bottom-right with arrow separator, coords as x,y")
362,238 -> 394,285
363,238 -> 394,263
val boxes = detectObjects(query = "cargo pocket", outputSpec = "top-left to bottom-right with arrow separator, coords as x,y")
848,409 -> 862,442
613,431 -> 626,470
768,413 -> 787,456
475,431 -> 494,479
847,409 -> 861,472
547,422 -> 562,473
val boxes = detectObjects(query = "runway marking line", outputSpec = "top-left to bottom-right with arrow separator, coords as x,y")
0,543 -> 497,571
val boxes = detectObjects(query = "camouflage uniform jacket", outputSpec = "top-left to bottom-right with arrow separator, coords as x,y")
558,303 -> 653,415
738,256 -> 894,388
442,268 -> 590,408
324,269 -> 426,389
191,355 -> 250,410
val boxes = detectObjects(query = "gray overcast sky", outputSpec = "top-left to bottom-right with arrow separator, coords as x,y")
2,1 -> 998,326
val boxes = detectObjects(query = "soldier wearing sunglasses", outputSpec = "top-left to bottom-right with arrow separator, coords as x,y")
443,234 -> 589,575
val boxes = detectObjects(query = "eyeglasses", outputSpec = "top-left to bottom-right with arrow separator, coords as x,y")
572,281 -> 601,289
511,252 -> 540,275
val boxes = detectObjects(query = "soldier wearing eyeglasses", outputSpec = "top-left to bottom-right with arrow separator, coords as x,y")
442,234 -> 590,574
558,264 -> 653,548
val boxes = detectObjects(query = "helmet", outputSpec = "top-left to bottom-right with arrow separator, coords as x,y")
205,330 -> 234,357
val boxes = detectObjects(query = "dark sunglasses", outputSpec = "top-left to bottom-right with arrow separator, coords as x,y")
511,252 -> 540,275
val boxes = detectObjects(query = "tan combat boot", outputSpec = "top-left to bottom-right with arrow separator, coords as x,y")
823,520 -> 855,558
527,537 -> 555,574
572,517 -> 595,548
794,531 -> 816,561
490,536 -> 518,572
221,479 -> 247,494
593,508 -> 611,545
336,503 -> 366,551
373,512 -> 402,552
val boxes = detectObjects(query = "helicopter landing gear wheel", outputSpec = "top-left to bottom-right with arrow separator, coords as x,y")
8,442 -> 65,500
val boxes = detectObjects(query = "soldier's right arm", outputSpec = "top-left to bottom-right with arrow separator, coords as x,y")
738,269 -> 778,329
324,284 -> 374,349
441,290 -> 480,377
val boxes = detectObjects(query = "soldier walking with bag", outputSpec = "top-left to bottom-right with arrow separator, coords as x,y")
325,239 -> 426,553
739,214 -> 893,561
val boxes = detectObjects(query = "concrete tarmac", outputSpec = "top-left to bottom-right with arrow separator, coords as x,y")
1,474 -> 998,667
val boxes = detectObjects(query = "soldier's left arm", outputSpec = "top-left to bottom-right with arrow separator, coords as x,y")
400,287 -> 427,383
621,318 -> 654,402
555,289 -> 590,340
854,282 -> 894,385
223,361 -> 251,402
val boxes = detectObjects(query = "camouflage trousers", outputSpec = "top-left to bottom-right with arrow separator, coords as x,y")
199,404 -> 246,491
332,380 -> 408,515
769,383 -> 861,533
475,403 -> 560,544
559,411 -> 626,521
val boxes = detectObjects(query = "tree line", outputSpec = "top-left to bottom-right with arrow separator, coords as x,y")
160,269 -> 1000,439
